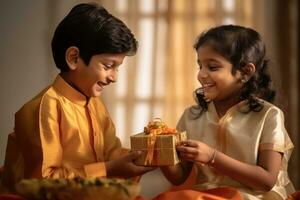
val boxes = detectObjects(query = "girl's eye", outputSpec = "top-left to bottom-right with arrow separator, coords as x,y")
208,65 -> 219,71
197,62 -> 203,70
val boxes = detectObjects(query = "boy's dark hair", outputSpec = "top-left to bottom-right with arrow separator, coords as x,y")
51,3 -> 138,72
193,24 -> 276,113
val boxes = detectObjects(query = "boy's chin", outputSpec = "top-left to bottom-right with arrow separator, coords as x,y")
91,91 -> 103,97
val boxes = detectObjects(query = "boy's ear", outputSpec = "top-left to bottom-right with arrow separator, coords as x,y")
241,63 -> 256,82
65,46 -> 80,70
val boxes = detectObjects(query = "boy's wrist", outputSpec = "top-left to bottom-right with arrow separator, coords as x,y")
105,160 -> 114,177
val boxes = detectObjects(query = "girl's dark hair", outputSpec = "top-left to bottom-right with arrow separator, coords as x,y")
193,24 -> 276,113
51,3 -> 138,72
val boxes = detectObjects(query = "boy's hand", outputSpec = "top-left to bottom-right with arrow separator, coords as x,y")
105,151 -> 155,178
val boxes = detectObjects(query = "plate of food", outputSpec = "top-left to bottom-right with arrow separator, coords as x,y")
15,177 -> 140,200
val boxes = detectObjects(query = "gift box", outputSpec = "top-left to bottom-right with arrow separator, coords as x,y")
130,131 -> 187,166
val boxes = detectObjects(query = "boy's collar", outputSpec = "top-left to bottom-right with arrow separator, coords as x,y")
53,75 -> 88,106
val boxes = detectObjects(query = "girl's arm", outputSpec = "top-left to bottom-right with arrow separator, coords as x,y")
210,149 -> 282,191
160,160 -> 193,185
178,140 -> 282,191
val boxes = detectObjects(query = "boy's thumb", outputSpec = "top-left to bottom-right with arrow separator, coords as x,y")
129,150 -> 142,160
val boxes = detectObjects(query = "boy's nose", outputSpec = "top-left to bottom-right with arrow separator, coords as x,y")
107,70 -> 118,83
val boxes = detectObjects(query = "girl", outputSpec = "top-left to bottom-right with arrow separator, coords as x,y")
158,25 -> 295,200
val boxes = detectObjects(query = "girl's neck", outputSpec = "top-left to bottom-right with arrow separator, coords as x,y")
213,96 -> 241,118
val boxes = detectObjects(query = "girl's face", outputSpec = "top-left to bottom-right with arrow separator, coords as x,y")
70,53 -> 126,97
197,45 -> 243,104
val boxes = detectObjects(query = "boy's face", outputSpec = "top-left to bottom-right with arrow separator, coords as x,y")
70,53 -> 126,97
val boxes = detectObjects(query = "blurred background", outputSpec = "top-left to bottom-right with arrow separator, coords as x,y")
0,0 -> 299,198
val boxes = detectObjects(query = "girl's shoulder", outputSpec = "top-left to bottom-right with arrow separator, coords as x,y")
243,99 -> 286,122
184,105 -> 205,117
256,99 -> 283,113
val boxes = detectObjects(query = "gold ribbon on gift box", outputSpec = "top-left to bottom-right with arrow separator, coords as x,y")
130,131 -> 187,166
143,118 -> 181,165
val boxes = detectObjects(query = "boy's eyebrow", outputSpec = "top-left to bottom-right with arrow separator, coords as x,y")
102,57 -> 123,65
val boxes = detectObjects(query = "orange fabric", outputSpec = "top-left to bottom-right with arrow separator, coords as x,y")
1,75 -> 127,192
169,165 -> 197,191
287,191 -> 300,200
152,187 -> 242,200
0,194 -> 26,200
134,196 -> 146,200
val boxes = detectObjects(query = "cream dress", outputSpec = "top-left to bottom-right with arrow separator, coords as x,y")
176,100 -> 295,200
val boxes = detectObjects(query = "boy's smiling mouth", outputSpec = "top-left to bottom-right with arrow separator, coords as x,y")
96,81 -> 108,91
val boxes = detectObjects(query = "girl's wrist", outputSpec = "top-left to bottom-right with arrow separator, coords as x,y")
207,148 -> 217,165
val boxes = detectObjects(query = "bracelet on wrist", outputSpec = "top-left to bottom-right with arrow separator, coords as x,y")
207,148 -> 217,165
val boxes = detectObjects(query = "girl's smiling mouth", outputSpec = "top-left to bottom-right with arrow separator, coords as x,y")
202,83 -> 215,90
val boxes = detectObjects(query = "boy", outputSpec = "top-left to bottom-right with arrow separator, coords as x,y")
1,2 -> 153,192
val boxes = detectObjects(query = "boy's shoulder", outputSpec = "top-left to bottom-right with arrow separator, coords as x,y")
15,85 -> 55,118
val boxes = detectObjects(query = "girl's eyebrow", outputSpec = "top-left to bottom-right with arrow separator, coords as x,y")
206,58 -> 220,62
198,58 -> 221,64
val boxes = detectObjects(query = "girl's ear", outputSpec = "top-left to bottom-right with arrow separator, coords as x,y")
65,46 -> 80,70
241,63 -> 256,82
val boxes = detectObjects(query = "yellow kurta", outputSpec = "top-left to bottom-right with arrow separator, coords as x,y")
1,75 -> 127,192
176,100 -> 295,200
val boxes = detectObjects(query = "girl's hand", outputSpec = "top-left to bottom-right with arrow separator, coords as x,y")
177,140 -> 215,164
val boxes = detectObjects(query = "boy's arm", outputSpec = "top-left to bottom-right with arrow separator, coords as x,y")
101,115 -> 154,178
102,115 -> 129,161
38,98 -> 88,178
15,96 -> 88,179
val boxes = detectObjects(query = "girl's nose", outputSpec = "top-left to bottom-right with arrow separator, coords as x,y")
198,68 -> 208,80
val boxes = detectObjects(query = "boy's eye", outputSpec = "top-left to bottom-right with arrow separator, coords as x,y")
103,63 -> 113,69
103,63 -> 120,72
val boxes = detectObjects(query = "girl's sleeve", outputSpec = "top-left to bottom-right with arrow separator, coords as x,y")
259,106 -> 295,197
259,107 -> 294,153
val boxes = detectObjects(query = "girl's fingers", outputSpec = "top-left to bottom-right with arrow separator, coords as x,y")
179,140 -> 198,147
177,146 -> 198,154
180,154 -> 205,165
180,153 -> 195,160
